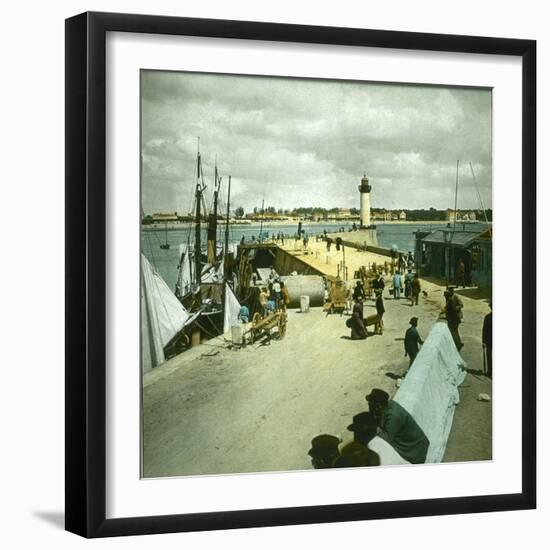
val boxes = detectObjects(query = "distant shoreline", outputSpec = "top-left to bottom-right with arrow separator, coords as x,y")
141,219 -> 487,231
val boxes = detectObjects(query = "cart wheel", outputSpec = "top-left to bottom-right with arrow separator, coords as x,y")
249,330 -> 255,344
174,332 -> 190,354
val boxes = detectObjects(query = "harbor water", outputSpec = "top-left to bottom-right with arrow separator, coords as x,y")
142,221 -> 487,291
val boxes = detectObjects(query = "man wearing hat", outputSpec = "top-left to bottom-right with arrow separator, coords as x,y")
404,317 -> 423,367
375,289 -> 385,334
366,388 -> 429,464
444,287 -> 464,351
333,442 -> 380,468
372,272 -> 385,294
308,434 -> 341,469
482,301 -> 492,379
347,411 -> 409,466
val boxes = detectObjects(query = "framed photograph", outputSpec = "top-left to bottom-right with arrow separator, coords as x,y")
65,11 -> 536,538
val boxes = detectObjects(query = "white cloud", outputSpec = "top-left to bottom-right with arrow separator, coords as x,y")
141,71 -> 492,213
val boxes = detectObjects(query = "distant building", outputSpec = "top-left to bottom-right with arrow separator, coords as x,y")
446,209 -> 456,223
152,212 -> 179,223
371,209 -> 411,221
414,227 -> 492,288
374,209 -> 393,221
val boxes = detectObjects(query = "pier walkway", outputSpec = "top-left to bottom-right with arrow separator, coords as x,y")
142,244 -> 491,476
276,236 -> 390,280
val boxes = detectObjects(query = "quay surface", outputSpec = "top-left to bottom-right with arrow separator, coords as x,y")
143,238 -> 491,477
277,236 -> 392,279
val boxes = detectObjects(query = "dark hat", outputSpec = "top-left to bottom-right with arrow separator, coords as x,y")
347,412 -> 377,433
409,316 -> 418,324
308,434 -> 341,457
365,388 -> 389,406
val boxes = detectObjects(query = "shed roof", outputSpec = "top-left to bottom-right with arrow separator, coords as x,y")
421,228 -> 491,247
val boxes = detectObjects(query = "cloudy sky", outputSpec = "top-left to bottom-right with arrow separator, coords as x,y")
141,70 -> 492,215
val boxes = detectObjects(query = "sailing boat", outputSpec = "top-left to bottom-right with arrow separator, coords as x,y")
141,253 -> 199,372
160,222 -> 170,249
175,146 -> 239,337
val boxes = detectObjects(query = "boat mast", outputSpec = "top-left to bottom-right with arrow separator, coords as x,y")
194,148 -> 203,291
259,198 -> 265,242
224,175 -> 232,279
221,175 -> 232,327
207,162 -> 220,264
468,161 -> 492,237
453,159 -> 459,234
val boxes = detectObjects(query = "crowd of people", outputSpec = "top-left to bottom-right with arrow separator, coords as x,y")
309,284 -> 491,470
346,263 -> 424,342
308,388 -> 429,469
238,267 -> 291,325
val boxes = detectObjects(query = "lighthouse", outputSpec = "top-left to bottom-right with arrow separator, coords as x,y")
358,174 -> 372,228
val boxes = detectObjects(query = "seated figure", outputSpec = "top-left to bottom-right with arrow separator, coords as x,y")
346,411 -> 410,466
365,388 -> 429,464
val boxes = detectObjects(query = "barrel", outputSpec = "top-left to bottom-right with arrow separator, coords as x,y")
280,275 -> 325,308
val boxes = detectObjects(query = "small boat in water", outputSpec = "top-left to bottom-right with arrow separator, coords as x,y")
160,222 -> 170,249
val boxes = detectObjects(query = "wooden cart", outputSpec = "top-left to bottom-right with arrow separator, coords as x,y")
323,279 -> 349,315
249,310 -> 287,343
364,313 -> 383,335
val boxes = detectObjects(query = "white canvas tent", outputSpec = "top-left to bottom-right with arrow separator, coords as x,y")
394,321 -> 467,463
141,254 -> 198,374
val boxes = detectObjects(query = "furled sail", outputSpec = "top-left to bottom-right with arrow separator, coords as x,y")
175,245 -> 194,298
142,253 -> 198,373
223,283 -> 241,333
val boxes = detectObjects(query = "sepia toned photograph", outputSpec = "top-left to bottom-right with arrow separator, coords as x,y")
140,69 -> 493,478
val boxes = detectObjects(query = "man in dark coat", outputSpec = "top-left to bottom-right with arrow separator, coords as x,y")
482,302 -> 492,378
372,274 -> 385,293
375,289 -> 385,334
411,273 -> 421,306
445,288 -> 463,351
353,280 -> 366,303
308,434 -> 341,469
404,317 -> 423,367
366,388 -> 429,464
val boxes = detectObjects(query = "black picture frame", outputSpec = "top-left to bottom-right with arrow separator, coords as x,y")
65,11 -> 536,538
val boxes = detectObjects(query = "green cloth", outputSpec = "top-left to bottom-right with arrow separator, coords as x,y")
382,401 -> 429,464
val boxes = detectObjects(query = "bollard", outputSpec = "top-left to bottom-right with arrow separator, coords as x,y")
191,330 -> 201,347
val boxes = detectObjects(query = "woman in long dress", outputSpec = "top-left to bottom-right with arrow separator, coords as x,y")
350,302 -> 367,340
